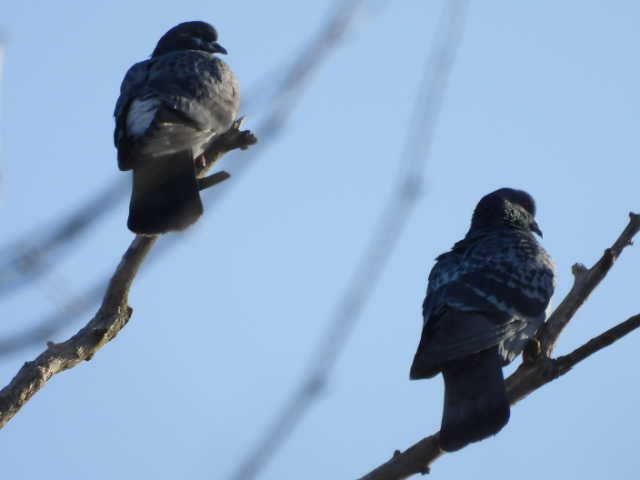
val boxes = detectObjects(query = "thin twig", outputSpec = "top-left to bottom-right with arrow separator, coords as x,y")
554,313 -> 640,375
198,171 -> 231,191
0,278 -> 107,356
358,212 -> 640,480
537,212 -> 640,356
229,2 -> 470,479
199,118 -> 257,174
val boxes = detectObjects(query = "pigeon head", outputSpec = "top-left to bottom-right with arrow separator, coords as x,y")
152,21 -> 228,57
469,188 -> 542,237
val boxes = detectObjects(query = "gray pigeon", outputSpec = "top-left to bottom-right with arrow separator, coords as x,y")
114,21 -> 240,234
410,188 -> 555,451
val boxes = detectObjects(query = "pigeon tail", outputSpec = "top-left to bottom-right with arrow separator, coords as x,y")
439,346 -> 509,452
128,151 -> 203,234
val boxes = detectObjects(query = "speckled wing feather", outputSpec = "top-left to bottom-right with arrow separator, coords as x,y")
144,51 -> 239,131
414,229 -> 555,374
114,51 -> 239,171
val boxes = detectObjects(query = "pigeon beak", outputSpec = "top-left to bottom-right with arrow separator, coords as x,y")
209,42 -> 228,55
531,220 -> 543,237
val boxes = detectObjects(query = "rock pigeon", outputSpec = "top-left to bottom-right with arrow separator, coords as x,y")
114,21 -> 240,234
410,188 -> 555,452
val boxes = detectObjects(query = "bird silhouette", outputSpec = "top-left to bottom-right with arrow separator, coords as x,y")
410,188 -> 555,451
114,21 -> 240,234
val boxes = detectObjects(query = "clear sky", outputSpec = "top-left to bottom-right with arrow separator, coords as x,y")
1,1 -> 639,479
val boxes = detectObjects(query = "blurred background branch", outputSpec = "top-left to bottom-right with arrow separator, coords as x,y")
229,2 -> 470,478
0,179 -> 127,296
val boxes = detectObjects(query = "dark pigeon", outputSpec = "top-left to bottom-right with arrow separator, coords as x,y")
410,188 -> 555,452
114,21 -> 240,234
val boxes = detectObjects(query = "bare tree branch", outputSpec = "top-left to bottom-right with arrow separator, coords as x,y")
0,278 -> 107,356
0,123 -> 256,428
199,118 -> 257,173
0,235 -> 154,428
554,313 -> 640,374
197,171 -> 230,191
359,211 -> 640,480
537,212 -> 640,356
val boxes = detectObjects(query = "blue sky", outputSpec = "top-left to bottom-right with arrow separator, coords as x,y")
1,1 -> 639,479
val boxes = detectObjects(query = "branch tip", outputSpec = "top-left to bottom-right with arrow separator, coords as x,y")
197,171 -> 231,191
571,263 -> 588,279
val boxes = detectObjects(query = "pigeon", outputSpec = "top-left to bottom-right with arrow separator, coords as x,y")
410,188 -> 555,452
114,21 -> 240,234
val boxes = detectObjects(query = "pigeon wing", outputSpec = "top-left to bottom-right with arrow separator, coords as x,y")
146,51 -> 240,133
114,60 -> 151,170
414,231 -> 555,373
116,51 -> 240,166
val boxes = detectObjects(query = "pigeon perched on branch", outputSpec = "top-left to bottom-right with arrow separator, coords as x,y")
114,21 -> 240,234
410,188 -> 555,451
